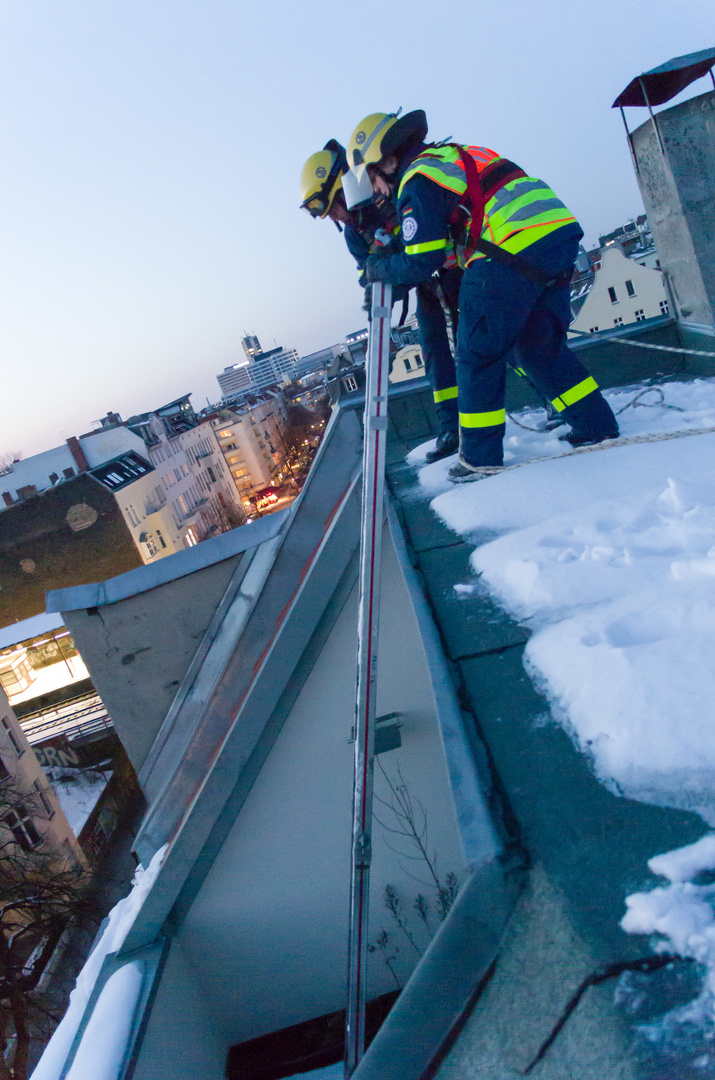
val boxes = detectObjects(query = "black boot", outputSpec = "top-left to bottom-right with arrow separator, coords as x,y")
425,431 -> 460,463
559,429 -> 619,448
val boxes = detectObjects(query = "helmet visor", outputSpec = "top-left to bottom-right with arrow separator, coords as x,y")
342,164 -> 375,210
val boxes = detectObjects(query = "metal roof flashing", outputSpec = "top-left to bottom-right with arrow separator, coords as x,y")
45,509 -> 291,613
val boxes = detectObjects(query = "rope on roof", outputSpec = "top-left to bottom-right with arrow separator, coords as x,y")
570,329 -> 715,359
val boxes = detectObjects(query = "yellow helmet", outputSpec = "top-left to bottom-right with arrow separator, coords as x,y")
347,113 -> 400,169
299,139 -> 348,218
346,110 -> 427,168
344,111 -> 429,209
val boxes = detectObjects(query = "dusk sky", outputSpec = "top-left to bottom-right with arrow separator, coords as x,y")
1,1 -> 713,458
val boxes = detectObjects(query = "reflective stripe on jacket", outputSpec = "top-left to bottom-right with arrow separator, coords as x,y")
398,144 -> 577,266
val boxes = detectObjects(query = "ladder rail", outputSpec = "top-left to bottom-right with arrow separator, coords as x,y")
345,282 -> 393,1077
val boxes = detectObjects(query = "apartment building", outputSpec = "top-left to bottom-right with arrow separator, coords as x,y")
97,396 -> 247,546
209,394 -> 287,508
0,684 -> 85,868
569,243 -> 670,337
0,426 -> 187,567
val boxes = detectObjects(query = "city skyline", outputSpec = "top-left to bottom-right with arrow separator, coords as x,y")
1,0 -> 712,457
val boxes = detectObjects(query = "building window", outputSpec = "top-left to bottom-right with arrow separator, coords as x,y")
1,716 -> 23,756
343,375 -> 358,392
660,300 -> 669,314
415,354 -> 424,367
614,316 -> 624,326
145,535 -> 160,557
4,806 -> 41,851
607,287 -> 618,304
33,780 -> 54,817
156,530 -> 166,549
404,356 -> 412,371
0,756 -> 9,781
634,309 -> 646,322
589,327 -> 599,333
63,467 -> 75,479
207,467 -> 216,483
49,472 -> 59,485
625,280 -> 636,298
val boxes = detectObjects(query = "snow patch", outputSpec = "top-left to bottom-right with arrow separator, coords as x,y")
421,386 -> 715,822
46,768 -> 110,835
31,845 -> 167,1080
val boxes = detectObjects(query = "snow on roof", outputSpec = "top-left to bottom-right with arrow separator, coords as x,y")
411,375 -> 715,1029
46,767 -> 110,835
31,845 -> 167,1080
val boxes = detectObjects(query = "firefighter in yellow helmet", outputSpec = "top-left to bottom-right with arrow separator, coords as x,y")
346,110 -> 619,480
300,140 -> 350,223
300,139 -> 401,279
343,112 -> 461,460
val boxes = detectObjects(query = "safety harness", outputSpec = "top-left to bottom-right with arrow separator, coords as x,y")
447,144 -> 573,290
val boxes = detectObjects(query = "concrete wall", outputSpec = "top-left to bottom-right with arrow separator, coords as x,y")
630,89 -> 715,324
132,940 -> 226,1080
62,552 -> 243,775
177,532 -> 466,1046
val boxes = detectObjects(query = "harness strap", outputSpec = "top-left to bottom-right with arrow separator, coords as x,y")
398,293 -> 410,326
450,144 -> 570,289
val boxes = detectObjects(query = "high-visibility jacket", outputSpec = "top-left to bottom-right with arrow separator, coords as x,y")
399,143 -> 578,267
366,143 -> 580,288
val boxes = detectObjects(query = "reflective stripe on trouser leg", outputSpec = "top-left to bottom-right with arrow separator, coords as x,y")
459,409 -> 506,427
434,386 -> 458,403
551,376 -> 599,412
416,281 -> 458,436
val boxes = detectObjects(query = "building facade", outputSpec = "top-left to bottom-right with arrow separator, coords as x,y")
217,337 -> 299,402
98,396 -> 247,546
569,243 -> 670,336
389,343 -> 426,385
209,394 -> 287,509
0,684 -> 86,869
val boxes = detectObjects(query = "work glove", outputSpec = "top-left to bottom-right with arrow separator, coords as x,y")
364,254 -> 390,283
362,284 -> 372,313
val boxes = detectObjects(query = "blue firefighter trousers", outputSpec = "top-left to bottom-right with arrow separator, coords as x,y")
456,227 -> 618,467
416,267 -> 462,437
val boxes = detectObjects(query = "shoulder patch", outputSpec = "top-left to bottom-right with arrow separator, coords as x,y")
402,216 -> 418,242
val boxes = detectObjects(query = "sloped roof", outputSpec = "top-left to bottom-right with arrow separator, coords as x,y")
613,46 -> 715,107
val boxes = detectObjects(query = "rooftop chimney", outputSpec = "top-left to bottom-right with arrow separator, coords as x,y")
66,437 -> 89,473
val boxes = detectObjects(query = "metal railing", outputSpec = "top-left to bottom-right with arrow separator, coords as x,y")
17,692 -> 114,745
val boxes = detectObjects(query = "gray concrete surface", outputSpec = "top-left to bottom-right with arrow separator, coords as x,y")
631,89 -> 715,325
